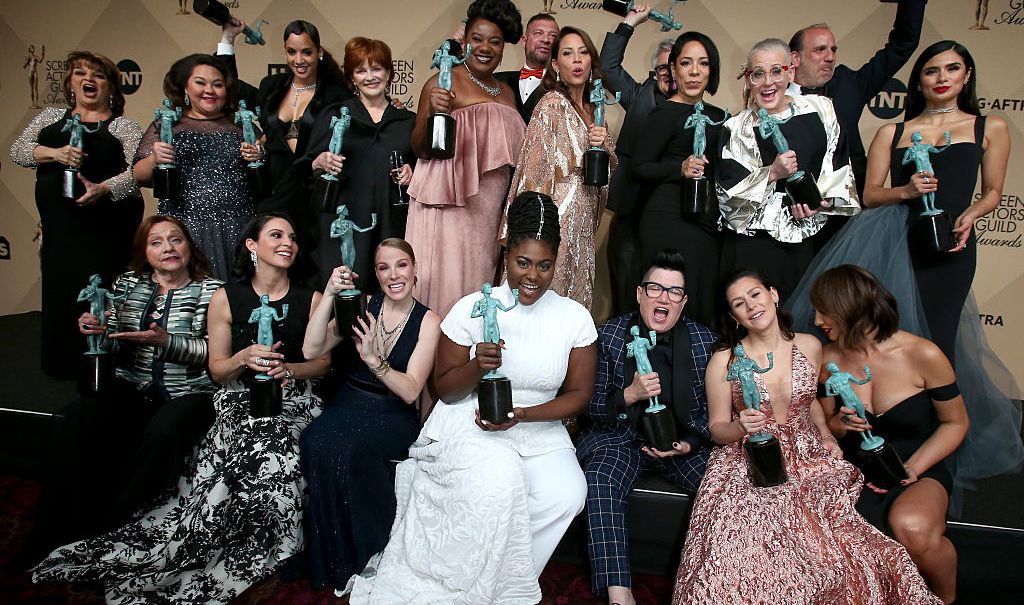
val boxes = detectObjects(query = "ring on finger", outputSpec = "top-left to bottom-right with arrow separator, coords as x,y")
841,414 -> 850,424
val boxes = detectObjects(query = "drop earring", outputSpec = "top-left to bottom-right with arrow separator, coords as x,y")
184,94 -> 191,107
250,249 -> 258,273
556,70 -> 561,83
108,94 -> 114,108
70,91 -> 77,106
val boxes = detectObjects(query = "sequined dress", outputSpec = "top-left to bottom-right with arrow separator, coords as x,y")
505,91 -> 616,310
135,115 -> 255,279
673,346 -> 941,604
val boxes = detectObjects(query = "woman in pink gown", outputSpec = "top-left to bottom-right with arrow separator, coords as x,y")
673,270 -> 941,604
404,0 -> 525,318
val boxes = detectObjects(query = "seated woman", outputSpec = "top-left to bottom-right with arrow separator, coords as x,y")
299,238 -> 441,594
716,38 -> 859,301
812,265 -> 967,604
26,215 -> 220,562
349,192 -> 598,604
672,270 -> 941,604
32,212 -> 331,605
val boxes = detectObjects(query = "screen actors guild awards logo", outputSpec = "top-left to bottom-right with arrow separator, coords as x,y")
975,192 -> 1023,248
390,58 -> 415,109
24,44 -> 45,109
970,1 -> 1024,29
0,236 -> 10,261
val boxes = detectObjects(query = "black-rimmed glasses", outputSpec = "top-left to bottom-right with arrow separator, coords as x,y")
641,281 -> 686,302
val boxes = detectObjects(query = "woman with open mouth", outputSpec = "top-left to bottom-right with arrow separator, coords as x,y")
10,51 -> 143,379
404,0 -> 526,318
716,38 -> 859,304
505,25 -> 615,311
133,54 -> 254,280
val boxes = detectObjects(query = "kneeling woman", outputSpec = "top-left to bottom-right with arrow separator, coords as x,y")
33,212 -> 330,604
672,270 -> 941,604
812,265 -> 967,604
349,193 -> 598,604
300,238 -> 441,593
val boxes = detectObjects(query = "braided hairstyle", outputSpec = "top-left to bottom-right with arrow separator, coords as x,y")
505,191 -> 560,254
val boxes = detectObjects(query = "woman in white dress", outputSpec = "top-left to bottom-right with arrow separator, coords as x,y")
349,192 -> 598,604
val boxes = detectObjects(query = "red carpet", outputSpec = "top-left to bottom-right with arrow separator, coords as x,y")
0,475 -> 673,604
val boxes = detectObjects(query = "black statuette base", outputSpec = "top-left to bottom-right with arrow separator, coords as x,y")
858,441 -> 909,489
78,353 -> 114,396
478,375 -> 513,424
153,166 -> 178,202
914,211 -> 956,253
583,148 -> 610,187
681,176 -> 712,214
333,294 -> 367,338
313,176 -> 342,213
641,406 -> 678,452
744,435 -> 788,487
63,169 -> 83,200
784,172 -> 822,210
426,113 -> 456,160
249,377 -> 282,418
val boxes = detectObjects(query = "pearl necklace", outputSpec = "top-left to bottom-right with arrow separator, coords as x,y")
924,106 -> 956,115
463,65 -> 501,97
290,81 -> 317,108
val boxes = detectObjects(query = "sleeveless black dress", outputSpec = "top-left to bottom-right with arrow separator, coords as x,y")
890,117 -> 985,365
36,110 -> 142,377
300,292 -> 428,590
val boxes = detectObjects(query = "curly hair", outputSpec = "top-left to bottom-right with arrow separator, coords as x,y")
505,191 -> 560,253
810,265 -> 900,351
63,51 -> 127,118
163,54 -> 238,115
466,0 -> 524,44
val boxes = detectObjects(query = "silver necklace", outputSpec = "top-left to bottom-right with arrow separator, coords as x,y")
924,106 -> 956,115
290,81 -> 317,108
463,66 -> 501,97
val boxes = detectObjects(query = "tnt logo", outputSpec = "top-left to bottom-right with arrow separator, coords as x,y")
869,78 -> 907,120
0,236 -> 10,260
117,59 -> 142,95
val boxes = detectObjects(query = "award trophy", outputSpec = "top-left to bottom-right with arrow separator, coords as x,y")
758,105 -> 823,210
76,274 -> 124,395
426,40 -> 470,160
472,283 -> 519,424
583,78 -> 620,187
903,131 -> 956,253
727,345 -> 787,487
681,102 -> 728,214
153,99 -> 182,203
193,0 -> 269,46
314,106 -> 351,212
247,293 -> 288,417
330,205 -> 377,337
627,325 -> 677,451
235,100 -> 267,198
825,362 -> 909,488
61,114 -> 103,199
603,0 -> 684,32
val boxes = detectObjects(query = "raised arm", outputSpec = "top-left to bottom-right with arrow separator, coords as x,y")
849,0 -> 927,104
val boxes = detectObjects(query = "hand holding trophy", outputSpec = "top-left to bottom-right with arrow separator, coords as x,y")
472,283 -> 518,424
627,325 -> 678,452
727,344 -> 787,487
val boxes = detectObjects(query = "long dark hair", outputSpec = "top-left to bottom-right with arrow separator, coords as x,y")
129,215 -> 212,281
231,211 -> 298,282
163,54 -> 238,115
905,40 -> 980,120
540,26 -> 611,116
668,31 -> 721,96
713,269 -> 795,355
283,20 -> 343,85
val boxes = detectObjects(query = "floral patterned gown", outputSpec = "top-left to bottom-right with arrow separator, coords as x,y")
673,346 -> 941,604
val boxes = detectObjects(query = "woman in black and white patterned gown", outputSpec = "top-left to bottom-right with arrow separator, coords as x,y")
32,212 -> 330,604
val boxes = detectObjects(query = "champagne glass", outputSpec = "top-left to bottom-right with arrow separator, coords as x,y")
389,150 -> 405,205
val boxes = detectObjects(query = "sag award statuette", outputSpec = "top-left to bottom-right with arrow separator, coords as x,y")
76,274 -> 124,395
153,98 -> 182,202
603,0 -> 684,31
248,294 -> 288,417
758,105 -> 823,210
330,205 -> 377,337
681,102 -> 728,214
583,78 -> 620,187
426,40 -> 470,159
193,0 -> 269,46
472,283 -> 519,424
314,106 -> 351,212
628,325 -> 677,451
61,114 -> 103,199
727,344 -> 787,487
235,100 -> 267,198
903,131 -> 955,253
825,362 -> 909,488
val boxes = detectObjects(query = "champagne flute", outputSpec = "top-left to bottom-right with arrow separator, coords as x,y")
389,150 -> 405,205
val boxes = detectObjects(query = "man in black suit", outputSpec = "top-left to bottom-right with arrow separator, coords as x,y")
601,3 -> 676,315
495,12 -> 558,123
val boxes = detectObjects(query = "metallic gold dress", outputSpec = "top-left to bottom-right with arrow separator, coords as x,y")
505,91 -> 616,310
673,346 -> 941,604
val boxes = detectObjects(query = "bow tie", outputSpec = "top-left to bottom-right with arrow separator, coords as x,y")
520,67 -> 544,80
800,85 -> 826,96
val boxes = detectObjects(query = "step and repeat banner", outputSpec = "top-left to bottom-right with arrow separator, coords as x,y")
1,0 -> 1022,378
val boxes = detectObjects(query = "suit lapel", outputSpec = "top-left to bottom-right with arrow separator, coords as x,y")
671,319 -> 695,432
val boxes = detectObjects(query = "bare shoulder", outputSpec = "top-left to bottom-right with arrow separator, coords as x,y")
794,332 -> 823,357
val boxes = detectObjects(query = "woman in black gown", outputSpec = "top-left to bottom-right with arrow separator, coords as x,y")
308,37 -> 417,291
812,265 -> 967,604
632,31 -> 724,327
300,238 -> 440,594
861,40 -> 1010,365
10,51 -> 143,378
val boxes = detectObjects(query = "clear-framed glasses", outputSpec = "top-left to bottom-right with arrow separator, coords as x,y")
641,281 -> 686,302
746,64 -> 790,86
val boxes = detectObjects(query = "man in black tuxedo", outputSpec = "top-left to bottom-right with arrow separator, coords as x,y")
495,13 -> 558,123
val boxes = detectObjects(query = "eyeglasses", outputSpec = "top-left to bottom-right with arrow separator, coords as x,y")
641,281 -> 686,302
745,64 -> 790,86
654,64 -> 670,76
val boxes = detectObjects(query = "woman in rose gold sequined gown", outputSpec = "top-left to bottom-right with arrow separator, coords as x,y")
505,26 -> 615,310
673,270 -> 941,604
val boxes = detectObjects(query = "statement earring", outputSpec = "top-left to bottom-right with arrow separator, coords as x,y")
555,70 -> 561,82
250,249 -> 258,273
70,91 -> 77,106
184,94 -> 191,107
588,70 -> 593,84
108,94 -> 114,108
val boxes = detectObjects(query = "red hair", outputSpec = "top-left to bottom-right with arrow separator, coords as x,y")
343,37 -> 394,92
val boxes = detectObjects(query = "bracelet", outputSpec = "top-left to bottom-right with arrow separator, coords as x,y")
370,355 -> 391,378
284,365 -> 294,380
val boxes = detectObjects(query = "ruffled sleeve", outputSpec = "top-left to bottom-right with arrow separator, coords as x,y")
9,107 -> 65,167
803,95 -> 860,216
104,116 -> 143,201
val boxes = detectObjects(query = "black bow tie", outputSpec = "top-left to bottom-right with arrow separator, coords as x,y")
801,85 -> 827,96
